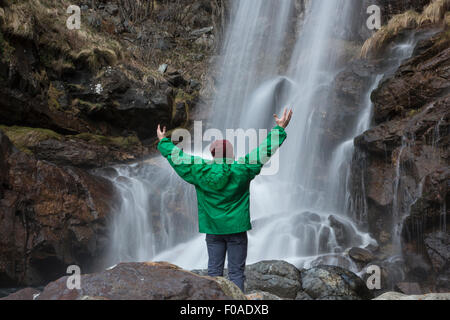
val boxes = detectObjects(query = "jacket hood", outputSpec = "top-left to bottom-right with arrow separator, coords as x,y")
198,161 -> 232,191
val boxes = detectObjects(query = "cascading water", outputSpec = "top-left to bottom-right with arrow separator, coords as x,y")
151,0 -> 377,270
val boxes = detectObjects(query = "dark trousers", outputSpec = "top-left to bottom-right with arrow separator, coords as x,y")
206,232 -> 248,292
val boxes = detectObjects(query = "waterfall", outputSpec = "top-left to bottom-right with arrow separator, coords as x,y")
150,0 -> 376,270
102,0 -> 421,270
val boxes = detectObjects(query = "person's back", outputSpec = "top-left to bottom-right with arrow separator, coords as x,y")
157,108 -> 293,292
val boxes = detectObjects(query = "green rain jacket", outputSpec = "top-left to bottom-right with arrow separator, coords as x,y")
158,125 -> 287,235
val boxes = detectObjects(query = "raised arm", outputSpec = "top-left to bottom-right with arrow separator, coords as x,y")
239,108 -> 293,179
157,125 -> 203,185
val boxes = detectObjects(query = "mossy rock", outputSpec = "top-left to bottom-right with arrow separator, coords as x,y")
75,47 -> 117,72
72,133 -> 140,150
174,89 -> 195,104
361,10 -> 420,59
73,99 -> 104,113
0,125 -> 62,154
47,83 -> 65,111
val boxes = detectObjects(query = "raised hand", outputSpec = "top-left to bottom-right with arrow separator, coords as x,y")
273,108 -> 293,129
157,124 -> 167,141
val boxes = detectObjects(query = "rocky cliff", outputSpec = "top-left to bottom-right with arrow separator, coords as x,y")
350,0 -> 449,292
0,0 -> 223,286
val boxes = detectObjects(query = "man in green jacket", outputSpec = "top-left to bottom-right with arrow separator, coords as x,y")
157,108 -> 293,291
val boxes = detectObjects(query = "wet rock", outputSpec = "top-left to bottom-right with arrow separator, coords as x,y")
245,260 -> 302,299
318,226 -> 332,253
349,247 -> 376,264
333,70 -> 372,104
0,287 -> 41,300
353,92 -> 449,245
424,231 -> 449,272
36,262 -> 233,300
310,254 -> 356,270
328,215 -> 353,248
394,282 -> 422,295
301,265 -> 373,300
372,31 -> 450,124
421,231 -> 450,291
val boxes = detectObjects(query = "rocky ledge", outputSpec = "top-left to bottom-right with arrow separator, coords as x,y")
1,260 -> 375,300
2,260 -> 448,300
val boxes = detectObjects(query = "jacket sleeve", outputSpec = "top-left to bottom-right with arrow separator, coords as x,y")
238,125 -> 287,180
157,138 -> 204,185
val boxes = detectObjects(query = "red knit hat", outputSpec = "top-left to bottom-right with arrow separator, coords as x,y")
210,140 -> 234,159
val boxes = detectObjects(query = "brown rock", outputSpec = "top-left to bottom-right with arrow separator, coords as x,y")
0,132 -> 115,285
352,28 -> 449,290
424,231 -> 450,273
372,31 -> 450,124
349,247 -> 376,264
37,262 -> 233,300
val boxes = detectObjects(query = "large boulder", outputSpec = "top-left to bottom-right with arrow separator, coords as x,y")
301,265 -> 373,300
0,131 -> 115,286
191,260 -> 303,299
35,262 -> 235,300
244,260 -> 302,299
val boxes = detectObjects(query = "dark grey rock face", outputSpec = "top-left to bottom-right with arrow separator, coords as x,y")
245,260 -> 302,299
301,265 -> 373,300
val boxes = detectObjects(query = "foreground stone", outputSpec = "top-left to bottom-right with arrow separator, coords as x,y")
301,265 -> 373,300
4,260 -> 448,300
374,292 -> 450,300
35,262 -> 238,300
245,260 -> 302,300
193,261 -> 373,300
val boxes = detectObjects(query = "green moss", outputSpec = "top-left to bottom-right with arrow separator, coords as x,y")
47,83 -> 64,111
407,109 -> 419,117
174,89 -> 195,103
0,125 -> 62,154
72,133 -> 140,149
75,99 -> 104,112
